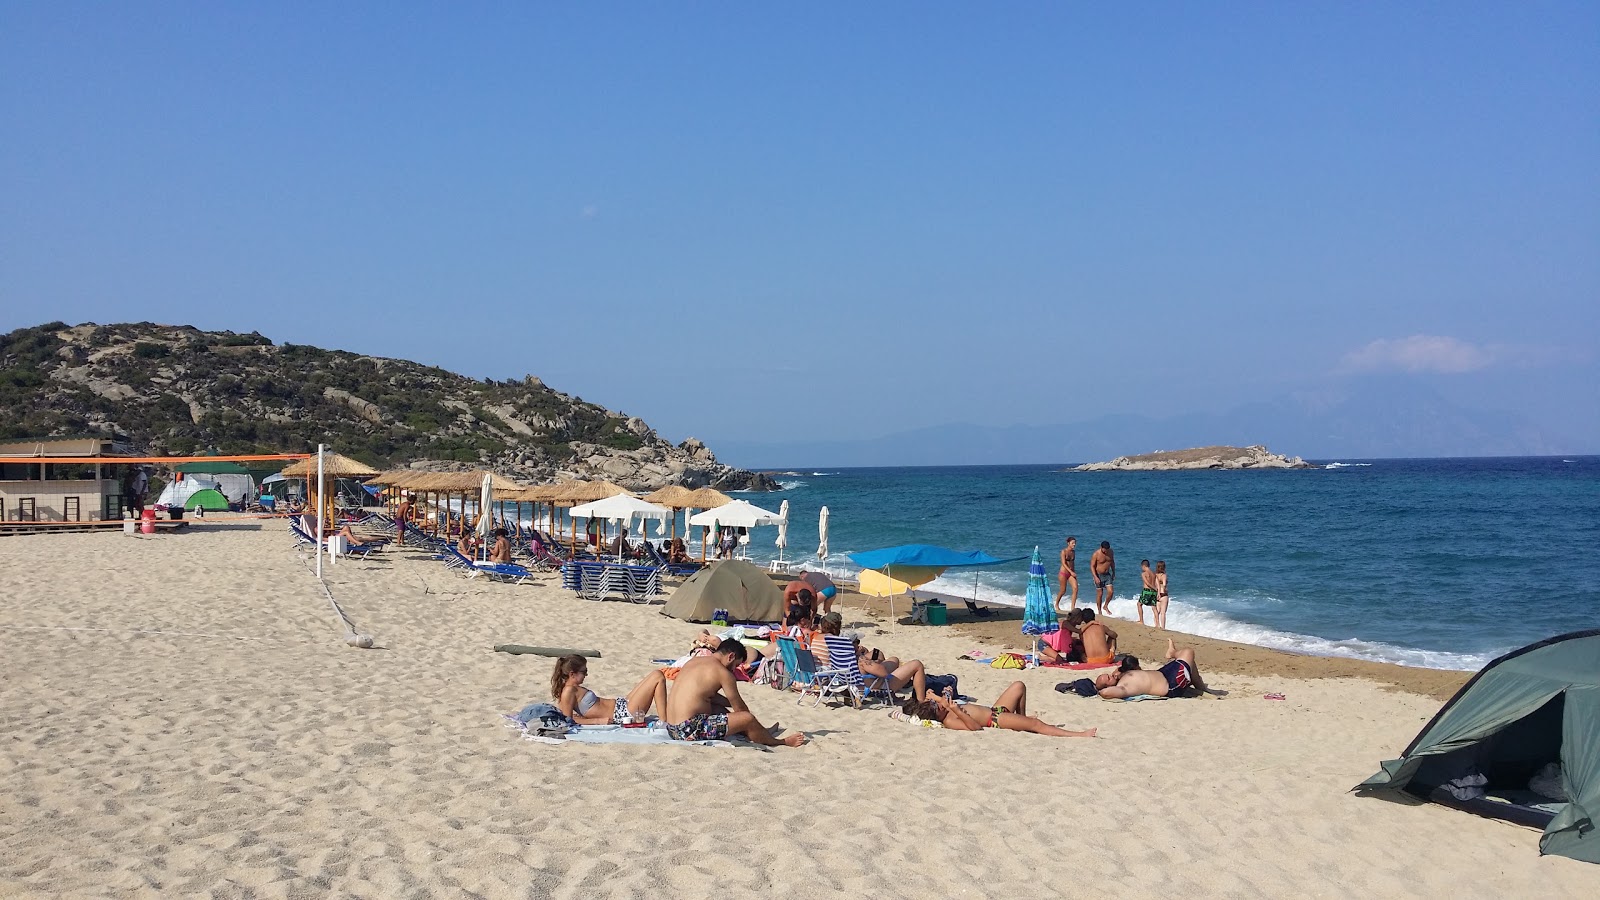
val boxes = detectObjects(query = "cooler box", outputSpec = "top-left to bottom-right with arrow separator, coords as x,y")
925,600 -> 947,626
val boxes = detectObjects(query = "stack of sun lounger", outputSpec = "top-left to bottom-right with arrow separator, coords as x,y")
559,560 -> 664,603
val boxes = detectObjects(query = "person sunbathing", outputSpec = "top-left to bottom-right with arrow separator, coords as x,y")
1095,639 -> 1207,699
902,682 -> 1096,738
848,632 -> 930,700
664,639 -> 806,746
549,655 -> 669,725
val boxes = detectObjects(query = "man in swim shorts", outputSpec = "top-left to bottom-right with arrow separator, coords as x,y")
1093,639 -> 1207,699
1075,609 -> 1118,665
1137,559 -> 1158,625
1090,541 -> 1115,615
664,639 -> 807,747
799,570 -> 838,616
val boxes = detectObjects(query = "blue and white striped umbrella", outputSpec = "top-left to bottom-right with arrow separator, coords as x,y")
1021,546 -> 1060,636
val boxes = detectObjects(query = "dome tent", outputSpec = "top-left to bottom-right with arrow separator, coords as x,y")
660,560 -> 784,624
1355,629 -> 1600,864
183,488 -> 230,511
155,476 -> 224,510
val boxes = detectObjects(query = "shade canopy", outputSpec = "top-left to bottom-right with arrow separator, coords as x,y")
847,544 -> 1026,571
683,487 -> 732,509
688,500 -> 784,529
643,485 -> 695,508
278,452 -> 378,478
568,493 -> 673,523
550,479 -> 632,503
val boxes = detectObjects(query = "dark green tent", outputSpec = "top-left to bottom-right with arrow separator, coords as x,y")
660,560 -> 784,624
1355,629 -> 1600,863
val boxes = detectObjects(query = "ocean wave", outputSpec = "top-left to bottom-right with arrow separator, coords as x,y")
1324,462 -> 1374,469
777,480 -> 807,491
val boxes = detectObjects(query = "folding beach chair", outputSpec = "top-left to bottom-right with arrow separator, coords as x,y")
777,636 -> 847,707
817,635 -> 905,709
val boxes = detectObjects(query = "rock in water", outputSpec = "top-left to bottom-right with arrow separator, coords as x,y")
1072,445 -> 1312,472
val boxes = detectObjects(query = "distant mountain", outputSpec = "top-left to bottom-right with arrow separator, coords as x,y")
714,378 -> 1573,468
0,321 -> 775,490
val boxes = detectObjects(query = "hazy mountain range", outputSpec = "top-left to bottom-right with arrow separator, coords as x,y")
713,379 -> 1581,468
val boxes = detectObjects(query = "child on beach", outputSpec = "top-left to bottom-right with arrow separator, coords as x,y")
1155,561 -> 1169,629
1138,559 -> 1158,626
902,683 -> 1096,738
550,655 -> 670,725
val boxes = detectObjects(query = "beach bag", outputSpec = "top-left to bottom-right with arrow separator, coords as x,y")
924,673 -> 959,697
990,653 -> 1027,670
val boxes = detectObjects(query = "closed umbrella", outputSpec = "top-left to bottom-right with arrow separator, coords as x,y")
1021,546 -> 1060,657
817,506 -> 830,562
476,472 -> 494,559
775,499 -> 789,563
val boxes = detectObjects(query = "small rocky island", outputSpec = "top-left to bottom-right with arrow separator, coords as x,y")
1072,445 -> 1312,472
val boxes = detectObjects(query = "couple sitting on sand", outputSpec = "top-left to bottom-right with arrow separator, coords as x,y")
549,642 -> 807,748
1038,609 -> 1118,665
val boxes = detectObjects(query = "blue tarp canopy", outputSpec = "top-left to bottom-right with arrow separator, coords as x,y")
846,544 -> 1026,570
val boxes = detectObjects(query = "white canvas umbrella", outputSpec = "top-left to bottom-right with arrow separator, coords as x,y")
477,472 -> 495,560
687,499 -> 783,529
775,499 -> 789,563
817,505 -> 830,561
569,494 -> 673,562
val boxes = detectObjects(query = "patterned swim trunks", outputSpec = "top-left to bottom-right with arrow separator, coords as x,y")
666,713 -> 729,742
609,697 -> 632,724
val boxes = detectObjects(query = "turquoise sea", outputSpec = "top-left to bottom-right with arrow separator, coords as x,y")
717,456 -> 1599,671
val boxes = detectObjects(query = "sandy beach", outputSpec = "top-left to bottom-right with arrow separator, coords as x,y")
2,521 -> 1595,898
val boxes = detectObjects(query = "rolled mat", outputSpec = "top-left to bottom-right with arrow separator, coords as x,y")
494,645 -> 602,658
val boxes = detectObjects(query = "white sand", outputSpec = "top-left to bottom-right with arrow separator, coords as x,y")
2,523 -> 1595,898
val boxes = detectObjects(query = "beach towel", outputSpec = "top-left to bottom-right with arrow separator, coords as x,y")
1102,694 -> 1167,702
1039,660 -> 1116,670
501,716 -> 736,748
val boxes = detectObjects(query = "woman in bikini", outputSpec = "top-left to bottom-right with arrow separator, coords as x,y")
550,655 -> 670,725
1154,560 -> 1170,629
901,682 -> 1096,738
1054,536 -> 1078,612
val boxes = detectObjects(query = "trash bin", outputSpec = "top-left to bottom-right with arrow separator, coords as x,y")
167,505 -> 185,521
140,509 -> 156,534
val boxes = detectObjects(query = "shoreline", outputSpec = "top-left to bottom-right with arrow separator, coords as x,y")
824,585 -> 1473,700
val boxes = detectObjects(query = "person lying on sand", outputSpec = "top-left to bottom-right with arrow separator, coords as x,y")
902,682 -> 1096,738
1095,639 -> 1207,699
1076,609 -> 1118,665
664,639 -> 807,747
550,655 -> 669,725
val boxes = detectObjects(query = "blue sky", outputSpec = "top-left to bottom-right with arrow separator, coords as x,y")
3,4 -> 1596,453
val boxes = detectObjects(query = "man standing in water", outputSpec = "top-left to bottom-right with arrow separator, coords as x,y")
1054,536 -> 1078,612
1091,541 -> 1116,614
664,639 -> 807,747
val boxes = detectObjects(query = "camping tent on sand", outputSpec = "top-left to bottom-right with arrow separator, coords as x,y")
1354,629 -> 1600,864
660,560 -> 784,624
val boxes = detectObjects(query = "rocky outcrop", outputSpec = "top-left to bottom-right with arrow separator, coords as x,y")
0,321 -> 779,491
1073,445 -> 1312,471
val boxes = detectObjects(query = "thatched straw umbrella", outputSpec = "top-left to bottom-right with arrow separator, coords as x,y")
644,485 -> 695,542
278,453 -> 379,532
555,480 -> 633,553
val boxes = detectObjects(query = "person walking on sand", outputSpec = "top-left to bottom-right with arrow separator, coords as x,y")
1137,559 -> 1158,626
664,639 -> 807,747
1155,560 -> 1170,629
1054,536 -> 1079,612
1091,541 -> 1116,614
902,683 -> 1096,738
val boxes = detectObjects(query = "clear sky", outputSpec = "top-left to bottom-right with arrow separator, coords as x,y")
3,4 -> 1596,451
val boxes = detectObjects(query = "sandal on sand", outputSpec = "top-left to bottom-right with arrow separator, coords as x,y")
1263,692 -> 1286,701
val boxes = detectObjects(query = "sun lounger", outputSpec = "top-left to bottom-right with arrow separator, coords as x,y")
642,540 -> 702,577
443,547 -> 534,585
559,560 -> 664,603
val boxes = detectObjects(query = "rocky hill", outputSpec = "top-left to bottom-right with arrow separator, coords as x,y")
0,322 -> 776,491
1072,445 -> 1312,471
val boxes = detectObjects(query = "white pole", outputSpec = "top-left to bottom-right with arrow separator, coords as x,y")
316,444 -> 326,578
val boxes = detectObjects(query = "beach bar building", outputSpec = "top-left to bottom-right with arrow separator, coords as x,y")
0,436 -> 138,522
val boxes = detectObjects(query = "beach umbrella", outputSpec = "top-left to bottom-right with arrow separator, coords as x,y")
817,506 -> 829,561
568,493 -> 673,562
775,499 -> 789,563
476,471 -> 494,557
848,544 -> 1027,626
1021,546 -> 1060,649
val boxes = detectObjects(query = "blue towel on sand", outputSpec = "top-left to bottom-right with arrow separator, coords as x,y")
562,723 -> 733,748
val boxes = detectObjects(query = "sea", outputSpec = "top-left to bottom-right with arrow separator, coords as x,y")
714,456 -> 1600,672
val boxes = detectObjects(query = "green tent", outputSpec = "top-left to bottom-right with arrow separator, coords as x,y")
660,560 -> 784,624
183,488 -> 231,511
1355,629 -> 1600,863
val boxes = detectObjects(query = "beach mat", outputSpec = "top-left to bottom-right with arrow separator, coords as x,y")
1040,660 -> 1117,670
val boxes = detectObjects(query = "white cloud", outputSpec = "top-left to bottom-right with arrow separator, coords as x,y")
1339,335 -> 1496,375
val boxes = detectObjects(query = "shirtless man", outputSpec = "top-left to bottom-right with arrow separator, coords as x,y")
663,639 -> 807,747
1054,536 -> 1079,612
1076,609 -> 1118,665
394,494 -> 414,545
1137,559 -> 1158,626
1090,541 -> 1116,614
1095,639 -> 1207,699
